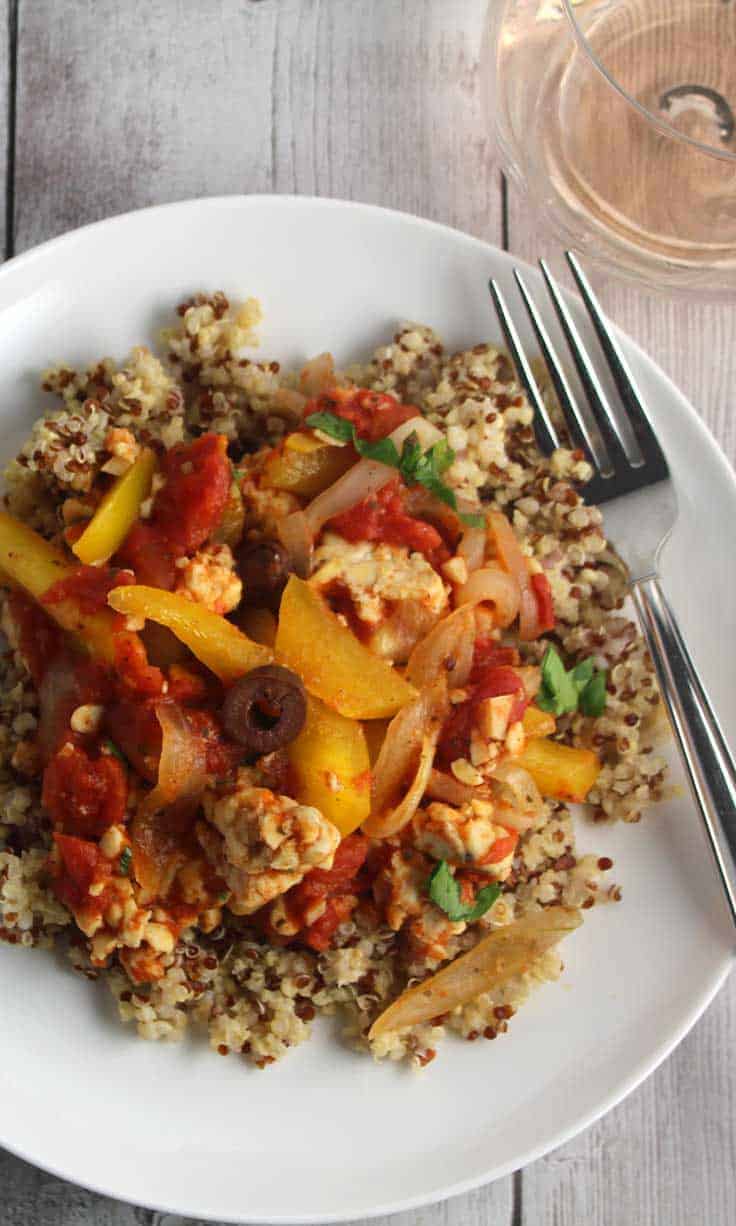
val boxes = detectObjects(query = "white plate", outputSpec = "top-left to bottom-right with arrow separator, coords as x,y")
0,197 -> 733,1224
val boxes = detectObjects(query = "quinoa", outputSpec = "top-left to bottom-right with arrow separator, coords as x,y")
0,293 -> 666,1069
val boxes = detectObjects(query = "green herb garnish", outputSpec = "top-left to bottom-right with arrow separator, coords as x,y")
427,860 -> 501,923
536,645 -> 607,718
579,668 -> 607,717
119,847 -> 132,876
305,410 -> 484,527
102,738 -> 126,764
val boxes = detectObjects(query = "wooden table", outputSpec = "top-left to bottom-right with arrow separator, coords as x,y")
1,3 -> 734,1223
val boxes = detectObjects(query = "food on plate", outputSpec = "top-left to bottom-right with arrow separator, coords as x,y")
0,294 -> 666,1068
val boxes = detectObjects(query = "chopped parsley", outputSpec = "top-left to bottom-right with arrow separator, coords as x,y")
102,738 -> 126,764
118,847 -> 133,876
536,645 -> 607,718
579,668 -> 607,717
427,860 -> 501,923
305,410 -> 484,527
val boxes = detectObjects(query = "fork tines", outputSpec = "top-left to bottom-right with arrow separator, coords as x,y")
489,252 -> 669,504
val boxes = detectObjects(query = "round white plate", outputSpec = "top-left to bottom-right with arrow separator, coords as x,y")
0,197 -> 733,1224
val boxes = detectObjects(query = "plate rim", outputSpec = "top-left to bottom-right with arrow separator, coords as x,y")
0,192 -> 733,1223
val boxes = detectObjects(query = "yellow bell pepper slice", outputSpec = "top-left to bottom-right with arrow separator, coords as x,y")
275,576 -> 417,720
521,705 -> 557,739
108,585 -> 271,684
288,695 -> 371,835
262,433 -> 355,498
515,736 -> 600,803
0,511 -> 118,661
72,448 -> 156,566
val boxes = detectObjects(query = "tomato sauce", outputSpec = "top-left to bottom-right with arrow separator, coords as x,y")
6,589 -> 62,685
51,832 -> 112,911
437,661 -> 528,770
113,634 -> 165,698
116,433 -> 231,588
328,479 -> 448,564
184,709 -> 243,777
530,572 -> 555,634
105,698 -> 240,783
476,831 -> 519,865
308,388 -> 417,442
37,651 -> 112,761
43,744 -> 128,838
42,565 -> 135,616
265,833 -> 370,952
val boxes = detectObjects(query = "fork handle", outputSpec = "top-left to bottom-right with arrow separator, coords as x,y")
633,576 -> 736,926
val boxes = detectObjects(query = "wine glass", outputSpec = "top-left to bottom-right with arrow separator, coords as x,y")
487,0 -> 736,296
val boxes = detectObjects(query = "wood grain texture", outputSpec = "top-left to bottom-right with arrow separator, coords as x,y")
0,0 -> 9,255
521,975 -> 736,1226
1,1 -> 734,1224
13,0 -> 502,253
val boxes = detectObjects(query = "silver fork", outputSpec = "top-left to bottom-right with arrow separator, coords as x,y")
489,252 -> 736,927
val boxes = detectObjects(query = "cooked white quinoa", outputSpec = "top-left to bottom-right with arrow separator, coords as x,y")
0,294 -> 666,1069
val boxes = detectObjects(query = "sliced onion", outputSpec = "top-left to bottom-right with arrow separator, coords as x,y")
457,522 -> 486,573
304,457 -> 396,535
369,678 -> 447,815
455,565 -> 520,629
487,509 -> 539,641
488,761 -> 545,832
272,386 -> 308,416
406,605 -> 476,690
278,509 -> 313,579
425,768 -> 490,807
299,352 -> 336,397
278,415 -> 444,569
363,726 -> 440,839
403,486 -> 462,547
368,907 -> 582,1038
139,700 -> 208,819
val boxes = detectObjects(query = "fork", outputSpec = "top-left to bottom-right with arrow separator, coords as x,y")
489,252 -> 736,927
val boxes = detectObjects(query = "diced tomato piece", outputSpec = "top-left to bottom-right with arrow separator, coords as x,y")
298,833 -> 370,897
437,664 -> 528,768
472,665 -> 529,724
105,697 -> 161,781
167,664 -> 209,705
42,565 -> 135,615
115,434 -> 230,585
42,744 -> 128,838
436,701 -> 475,772
471,638 -> 520,676
113,633 -> 165,697
51,832 -> 111,910
6,589 -> 62,685
262,833 -> 370,952
301,895 -> 357,952
329,479 -> 447,563
155,433 -> 231,554
308,388 -> 417,442
106,699 -> 239,783
185,709 -> 242,777
477,830 -> 519,865
116,522 -> 177,589
530,572 -> 555,634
